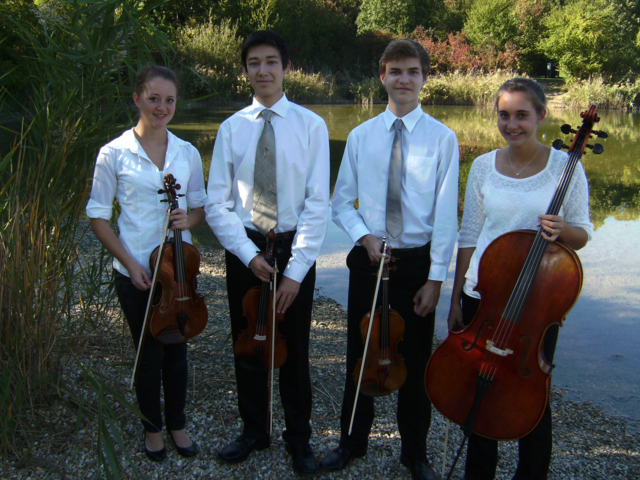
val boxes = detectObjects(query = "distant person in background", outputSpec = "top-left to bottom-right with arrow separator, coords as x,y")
447,77 -> 592,480
205,29 -> 330,477
87,65 -> 205,462
323,38 -> 459,480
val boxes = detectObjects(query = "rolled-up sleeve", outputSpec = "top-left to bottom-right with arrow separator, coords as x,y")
86,148 -> 117,220
186,145 -> 207,209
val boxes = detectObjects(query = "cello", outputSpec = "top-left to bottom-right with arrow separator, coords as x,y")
425,106 -> 606,476
130,173 -> 208,388
348,238 -> 407,434
234,229 -> 287,434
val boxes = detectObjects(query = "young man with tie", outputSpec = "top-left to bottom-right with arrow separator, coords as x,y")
205,30 -> 330,477
321,39 -> 459,480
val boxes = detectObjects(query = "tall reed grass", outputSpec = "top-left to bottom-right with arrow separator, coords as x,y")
0,0 -> 173,469
420,70 -> 517,106
562,76 -> 640,110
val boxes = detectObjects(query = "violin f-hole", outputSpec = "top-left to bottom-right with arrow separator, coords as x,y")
462,319 -> 493,352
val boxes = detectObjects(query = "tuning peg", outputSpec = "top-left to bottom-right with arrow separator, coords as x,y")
160,199 -> 169,203
560,124 -> 576,135
178,193 -> 185,198
552,139 -> 568,150
157,189 -> 165,194
585,143 -> 604,154
592,130 -> 608,139
175,184 -> 182,190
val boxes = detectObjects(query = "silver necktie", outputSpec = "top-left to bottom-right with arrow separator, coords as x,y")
252,109 -> 278,235
386,118 -> 404,238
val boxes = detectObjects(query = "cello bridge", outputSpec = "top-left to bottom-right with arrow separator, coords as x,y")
254,334 -> 267,341
486,340 -> 513,357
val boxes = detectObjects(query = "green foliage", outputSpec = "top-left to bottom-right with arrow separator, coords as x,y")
420,70 -> 517,105
356,0 -> 444,35
464,0 -> 518,48
283,69 -> 335,103
175,18 -> 244,100
0,0 -> 172,462
563,76 -> 640,110
540,0 -> 633,79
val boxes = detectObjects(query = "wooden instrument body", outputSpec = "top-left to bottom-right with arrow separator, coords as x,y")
425,230 -> 583,440
148,239 -> 208,344
354,306 -> 407,397
235,263 -> 287,371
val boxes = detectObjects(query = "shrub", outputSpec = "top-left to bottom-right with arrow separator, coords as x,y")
350,77 -> 387,104
283,69 -> 335,103
563,77 -> 640,110
420,70 -> 517,105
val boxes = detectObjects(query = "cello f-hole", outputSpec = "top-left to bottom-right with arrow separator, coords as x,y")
462,319 -> 493,352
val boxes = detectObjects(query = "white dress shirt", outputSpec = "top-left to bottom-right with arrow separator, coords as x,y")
459,148 -> 593,299
86,128 -> 207,277
205,95 -> 330,283
332,104 -> 459,282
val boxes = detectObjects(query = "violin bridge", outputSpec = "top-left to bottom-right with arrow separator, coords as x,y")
254,334 -> 267,341
176,296 -> 190,301
378,359 -> 391,366
486,340 -> 513,357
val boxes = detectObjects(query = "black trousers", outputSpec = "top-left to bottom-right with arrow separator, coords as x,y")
461,292 -> 557,480
339,245 -> 435,460
114,271 -> 188,433
225,232 -> 315,445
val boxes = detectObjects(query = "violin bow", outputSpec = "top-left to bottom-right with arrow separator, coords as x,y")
129,208 -> 172,389
269,257 -> 278,436
348,238 -> 387,435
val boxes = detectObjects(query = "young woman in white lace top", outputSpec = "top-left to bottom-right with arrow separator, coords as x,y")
447,78 -> 593,480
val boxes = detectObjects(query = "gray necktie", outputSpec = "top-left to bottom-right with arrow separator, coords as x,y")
386,118 -> 404,238
252,109 -> 278,235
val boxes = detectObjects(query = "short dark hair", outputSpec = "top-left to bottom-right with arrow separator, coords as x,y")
495,78 -> 546,114
135,65 -> 178,96
241,30 -> 290,71
379,39 -> 430,78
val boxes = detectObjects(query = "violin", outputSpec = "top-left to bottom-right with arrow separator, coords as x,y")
348,238 -> 407,434
234,230 -> 287,435
234,230 -> 287,371
130,174 -> 208,387
424,106 -> 605,476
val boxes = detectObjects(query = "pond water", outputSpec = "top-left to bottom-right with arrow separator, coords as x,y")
171,104 -> 640,425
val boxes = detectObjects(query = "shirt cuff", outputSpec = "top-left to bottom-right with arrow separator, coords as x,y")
283,258 -> 310,284
428,263 -> 449,282
237,240 -> 261,268
348,223 -> 372,245
86,199 -> 112,221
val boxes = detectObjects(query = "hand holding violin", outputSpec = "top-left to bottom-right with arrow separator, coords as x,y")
359,234 -> 391,264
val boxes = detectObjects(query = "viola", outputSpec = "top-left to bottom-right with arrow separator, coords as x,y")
348,238 -> 407,434
424,105 -> 605,475
130,173 -> 208,388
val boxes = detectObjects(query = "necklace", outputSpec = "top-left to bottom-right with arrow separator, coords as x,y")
507,143 -> 541,176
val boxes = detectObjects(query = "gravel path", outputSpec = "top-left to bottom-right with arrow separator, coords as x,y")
2,250 -> 639,479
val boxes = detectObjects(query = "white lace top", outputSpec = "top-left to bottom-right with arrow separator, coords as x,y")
459,148 -> 593,299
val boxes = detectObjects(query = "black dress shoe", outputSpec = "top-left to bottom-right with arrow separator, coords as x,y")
169,431 -> 199,458
284,442 -> 318,477
217,434 -> 270,464
400,454 -> 437,480
144,440 -> 167,462
319,446 -> 367,472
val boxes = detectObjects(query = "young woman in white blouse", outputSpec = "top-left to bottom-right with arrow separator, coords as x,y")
447,78 -> 593,480
87,66 -> 206,461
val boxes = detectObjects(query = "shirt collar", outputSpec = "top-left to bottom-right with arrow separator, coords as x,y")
383,104 -> 423,134
111,128 -> 188,165
249,93 -> 290,120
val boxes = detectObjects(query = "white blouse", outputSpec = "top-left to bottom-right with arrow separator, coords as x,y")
459,148 -> 593,299
86,128 -> 207,277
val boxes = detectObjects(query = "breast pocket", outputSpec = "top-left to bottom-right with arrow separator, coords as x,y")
405,155 -> 437,193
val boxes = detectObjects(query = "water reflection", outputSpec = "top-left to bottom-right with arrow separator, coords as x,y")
171,104 -> 640,422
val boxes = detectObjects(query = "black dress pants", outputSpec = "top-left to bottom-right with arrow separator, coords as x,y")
339,245 -> 435,460
225,232 -> 315,445
114,271 -> 188,433
461,292 -> 557,480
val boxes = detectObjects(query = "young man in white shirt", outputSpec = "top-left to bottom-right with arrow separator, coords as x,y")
205,30 -> 330,477
321,39 -> 459,480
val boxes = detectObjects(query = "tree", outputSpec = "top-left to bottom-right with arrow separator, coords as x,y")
464,0 -> 519,48
540,0 -> 634,79
355,0 -> 443,35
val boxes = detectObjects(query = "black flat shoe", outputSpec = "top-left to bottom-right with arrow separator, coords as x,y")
144,440 -> 167,462
319,446 -> 366,472
284,442 -> 318,477
169,431 -> 199,458
400,454 -> 437,480
217,434 -> 270,464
